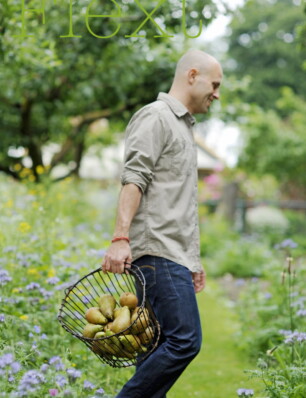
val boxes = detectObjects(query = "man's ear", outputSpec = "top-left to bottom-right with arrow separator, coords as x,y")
187,68 -> 199,84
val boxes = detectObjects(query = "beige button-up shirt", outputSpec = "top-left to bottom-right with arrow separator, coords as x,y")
121,92 -> 202,273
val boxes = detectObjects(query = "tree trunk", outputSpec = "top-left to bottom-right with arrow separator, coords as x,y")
20,98 -> 43,180
216,181 -> 239,225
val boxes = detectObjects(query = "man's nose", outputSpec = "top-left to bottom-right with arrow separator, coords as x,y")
213,89 -> 220,100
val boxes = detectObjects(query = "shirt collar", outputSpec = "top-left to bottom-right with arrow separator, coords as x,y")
157,92 -> 196,126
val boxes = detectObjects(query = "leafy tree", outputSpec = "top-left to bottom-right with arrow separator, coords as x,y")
0,0 -> 218,181
226,0 -> 306,109
238,87 -> 306,197
219,0 -> 306,197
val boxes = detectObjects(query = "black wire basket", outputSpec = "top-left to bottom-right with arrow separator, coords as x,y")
57,265 -> 161,368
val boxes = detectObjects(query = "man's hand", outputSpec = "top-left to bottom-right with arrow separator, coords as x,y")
192,270 -> 206,293
102,241 -> 132,274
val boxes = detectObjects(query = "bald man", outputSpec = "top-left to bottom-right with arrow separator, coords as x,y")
102,50 -> 223,398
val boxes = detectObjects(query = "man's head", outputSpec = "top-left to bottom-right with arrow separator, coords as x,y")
169,50 -> 223,115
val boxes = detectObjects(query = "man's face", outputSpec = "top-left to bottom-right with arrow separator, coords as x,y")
189,64 -> 223,114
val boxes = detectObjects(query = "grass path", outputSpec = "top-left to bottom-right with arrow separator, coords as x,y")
168,280 -> 264,398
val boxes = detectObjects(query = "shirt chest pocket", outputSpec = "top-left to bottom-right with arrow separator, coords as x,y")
170,138 -> 195,176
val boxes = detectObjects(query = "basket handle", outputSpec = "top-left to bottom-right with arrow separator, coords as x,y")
63,263 -> 145,296
124,262 -> 145,283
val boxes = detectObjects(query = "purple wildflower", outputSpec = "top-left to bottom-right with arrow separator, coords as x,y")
279,329 -> 293,336
279,239 -> 298,249
81,295 -> 91,305
17,370 -> 45,396
94,388 -> 105,396
49,389 -> 59,396
49,356 -> 65,371
46,277 -> 60,285
4,297 -> 21,304
84,380 -> 96,390
297,309 -> 306,317
73,311 -> 84,320
275,238 -> 298,251
94,224 -> 103,231
40,364 -> 49,373
66,368 -> 82,380
39,288 -> 54,299
3,246 -> 17,253
0,314 -> 5,322
33,325 -> 41,334
54,282 -> 72,291
87,248 -> 106,258
0,353 -> 14,367
284,331 -> 306,344
11,361 -> 22,374
235,279 -> 246,287
0,269 -> 12,286
26,282 -> 41,290
75,223 -> 88,232
237,388 -> 254,397
55,374 -> 68,387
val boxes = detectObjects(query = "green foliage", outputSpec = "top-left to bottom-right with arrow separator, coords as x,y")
0,0 -> 217,180
200,215 -> 278,277
236,249 -> 306,397
227,0 -> 306,109
283,211 -> 306,254
237,90 -> 306,194
200,215 -> 239,258
0,175 -> 133,396
240,175 -> 281,201
206,236 -> 276,278
249,358 -> 306,398
222,0 -> 306,196
0,176 -> 265,397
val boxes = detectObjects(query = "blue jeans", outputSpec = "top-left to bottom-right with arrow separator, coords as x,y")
116,256 -> 202,398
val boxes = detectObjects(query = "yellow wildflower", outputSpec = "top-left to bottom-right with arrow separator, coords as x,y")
14,163 -> 22,171
4,199 -> 13,208
28,175 -> 36,182
20,315 -> 29,321
27,268 -> 39,275
19,168 -> 32,178
36,165 -> 45,175
18,222 -> 32,233
48,268 -> 56,278
12,288 -> 21,293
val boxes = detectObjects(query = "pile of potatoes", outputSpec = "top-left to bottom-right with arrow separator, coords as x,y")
82,292 -> 154,359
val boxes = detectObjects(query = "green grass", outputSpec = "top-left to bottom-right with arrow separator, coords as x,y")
168,281 -> 265,398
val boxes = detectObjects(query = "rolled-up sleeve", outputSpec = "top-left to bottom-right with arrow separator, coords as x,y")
121,106 -> 165,193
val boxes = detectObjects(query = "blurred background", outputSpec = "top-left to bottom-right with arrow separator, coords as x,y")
1,0 -> 306,397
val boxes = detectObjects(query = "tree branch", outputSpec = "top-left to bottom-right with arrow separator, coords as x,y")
49,104 -> 126,169
0,165 -> 21,180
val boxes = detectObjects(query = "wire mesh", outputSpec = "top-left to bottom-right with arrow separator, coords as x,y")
57,265 -> 161,368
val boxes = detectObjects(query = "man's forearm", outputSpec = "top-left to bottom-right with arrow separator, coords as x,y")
113,183 -> 142,238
